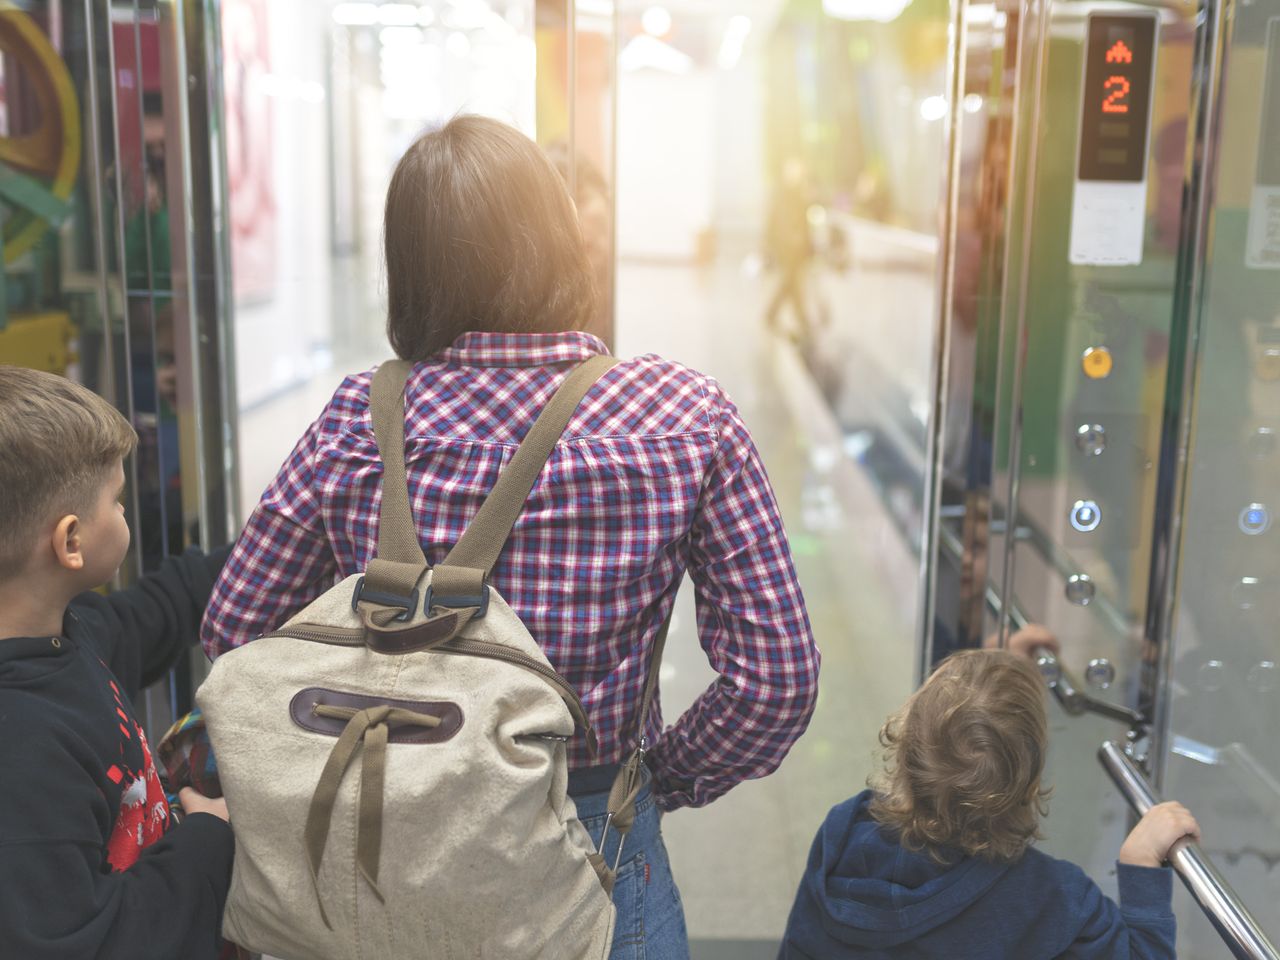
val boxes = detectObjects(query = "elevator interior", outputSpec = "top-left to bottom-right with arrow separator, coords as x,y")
920,0 -> 1280,954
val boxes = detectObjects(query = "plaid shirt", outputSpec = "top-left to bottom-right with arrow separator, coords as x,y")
201,331 -> 819,810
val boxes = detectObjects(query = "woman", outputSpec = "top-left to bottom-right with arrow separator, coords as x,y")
201,115 -> 819,958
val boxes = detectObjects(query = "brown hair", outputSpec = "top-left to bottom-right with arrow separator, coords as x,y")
383,115 -> 597,361
870,649 -> 1050,863
0,366 -> 137,579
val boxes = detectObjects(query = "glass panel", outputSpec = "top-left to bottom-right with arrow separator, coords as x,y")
1164,1 -> 1280,951
983,0 -> 1199,888
0,1 -> 224,735
607,0 -> 933,948
230,0 -> 538,509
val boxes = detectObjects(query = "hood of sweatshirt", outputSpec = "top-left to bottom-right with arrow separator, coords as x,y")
801,790 -> 1012,949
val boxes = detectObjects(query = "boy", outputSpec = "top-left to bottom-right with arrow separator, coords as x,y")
0,366 -> 234,959
780,649 -> 1199,959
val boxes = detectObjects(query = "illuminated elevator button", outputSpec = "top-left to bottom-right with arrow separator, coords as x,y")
1085,658 -> 1115,690
1065,573 -> 1096,605
1070,499 -> 1102,533
1075,424 -> 1107,456
1082,346 -> 1113,380
1239,503 -> 1271,535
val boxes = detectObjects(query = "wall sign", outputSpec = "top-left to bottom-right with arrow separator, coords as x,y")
1069,13 -> 1159,266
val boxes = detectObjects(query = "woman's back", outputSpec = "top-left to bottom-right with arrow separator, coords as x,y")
201,329 -> 818,811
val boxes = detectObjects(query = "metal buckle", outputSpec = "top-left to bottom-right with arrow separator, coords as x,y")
423,583 -> 490,619
351,577 -> 418,623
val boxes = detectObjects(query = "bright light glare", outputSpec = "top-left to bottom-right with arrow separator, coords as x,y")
963,93 -> 984,113
619,34 -> 691,74
380,25 -> 424,46
822,0 -> 910,23
716,15 -> 752,70
641,6 -> 672,36
379,3 -> 420,25
332,2 -> 379,26
919,95 -> 948,121
446,31 -> 472,58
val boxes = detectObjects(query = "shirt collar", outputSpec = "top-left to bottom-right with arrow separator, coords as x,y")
433,331 -> 608,368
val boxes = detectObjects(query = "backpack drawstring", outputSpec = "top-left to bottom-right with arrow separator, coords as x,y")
303,704 -> 442,929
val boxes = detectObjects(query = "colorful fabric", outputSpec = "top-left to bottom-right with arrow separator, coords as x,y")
200,331 -> 819,810
157,708 -> 221,804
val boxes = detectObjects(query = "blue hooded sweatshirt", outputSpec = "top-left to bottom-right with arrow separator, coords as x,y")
779,791 -> 1176,959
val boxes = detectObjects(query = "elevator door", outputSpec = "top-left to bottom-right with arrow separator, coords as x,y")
928,0 -> 1280,953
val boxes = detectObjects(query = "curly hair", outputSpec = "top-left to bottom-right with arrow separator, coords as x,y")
869,649 -> 1050,863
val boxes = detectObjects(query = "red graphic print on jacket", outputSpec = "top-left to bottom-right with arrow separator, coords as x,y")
102,675 -> 170,871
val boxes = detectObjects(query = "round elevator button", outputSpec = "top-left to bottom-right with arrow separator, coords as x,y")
1085,658 -> 1115,690
1065,574 -> 1096,605
1239,503 -> 1271,535
1082,347 -> 1113,380
1075,424 -> 1107,456
1070,500 -> 1101,533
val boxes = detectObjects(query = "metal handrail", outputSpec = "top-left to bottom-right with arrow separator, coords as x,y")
1099,741 -> 1280,960
1034,647 -> 1145,727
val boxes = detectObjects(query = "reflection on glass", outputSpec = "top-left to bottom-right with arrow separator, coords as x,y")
1164,6 -> 1280,952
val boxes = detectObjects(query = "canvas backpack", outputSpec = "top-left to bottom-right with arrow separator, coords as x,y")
197,356 -> 666,960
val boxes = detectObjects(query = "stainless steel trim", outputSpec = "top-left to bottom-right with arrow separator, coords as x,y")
84,0 -> 145,590
1142,0 -> 1231,791
994,0 -> 1054,647
167,0 -> 211,550
1099,741 -> 1280,960
918,0 -> 969,679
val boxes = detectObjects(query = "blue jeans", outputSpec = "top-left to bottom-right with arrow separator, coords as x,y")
570,768 -> 690,960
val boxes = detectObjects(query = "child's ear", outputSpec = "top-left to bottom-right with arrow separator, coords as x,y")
51,514 -> 85,571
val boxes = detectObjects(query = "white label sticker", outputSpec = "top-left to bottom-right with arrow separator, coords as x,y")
1069,181 -> 1148,266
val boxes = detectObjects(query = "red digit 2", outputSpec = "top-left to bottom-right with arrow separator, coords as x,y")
1103,75 -> 1131,114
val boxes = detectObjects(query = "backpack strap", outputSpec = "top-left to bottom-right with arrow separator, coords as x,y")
590,610 -> 671,894
428,353 -> 619,607
358,354 -> 618,638
358,359 -> 429,624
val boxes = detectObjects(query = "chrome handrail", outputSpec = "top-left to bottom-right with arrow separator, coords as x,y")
1099,741 -> 1280,960
1034,647 -> 1145,727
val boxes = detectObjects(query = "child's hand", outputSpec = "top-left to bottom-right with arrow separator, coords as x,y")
1118,801 -> 1200,867
179,787 -> 230,823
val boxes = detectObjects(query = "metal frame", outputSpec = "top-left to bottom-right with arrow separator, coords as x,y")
1141,0 -> 1232,789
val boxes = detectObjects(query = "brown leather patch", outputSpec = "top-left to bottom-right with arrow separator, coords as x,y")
365,612 -> 460,654
289,688 -> 464,743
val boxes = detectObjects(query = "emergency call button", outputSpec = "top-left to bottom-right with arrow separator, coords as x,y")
1082,347 -> 1114,380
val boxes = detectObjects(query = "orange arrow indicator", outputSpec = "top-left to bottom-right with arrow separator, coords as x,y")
1106,40 -> 1133,64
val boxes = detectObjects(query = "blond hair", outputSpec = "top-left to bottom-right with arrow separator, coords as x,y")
869,649 -> 1050,863
0,366 -> 137,579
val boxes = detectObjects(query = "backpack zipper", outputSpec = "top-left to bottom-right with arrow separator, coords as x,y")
258,624 -> 594,744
